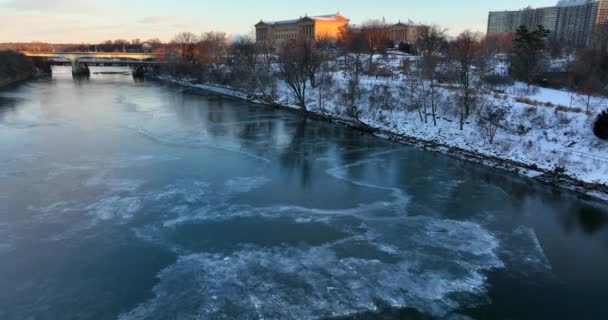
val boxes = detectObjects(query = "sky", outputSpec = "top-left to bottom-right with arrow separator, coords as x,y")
0,0 -> 559,43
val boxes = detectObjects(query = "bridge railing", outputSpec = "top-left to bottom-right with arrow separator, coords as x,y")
21,51 -> 163,60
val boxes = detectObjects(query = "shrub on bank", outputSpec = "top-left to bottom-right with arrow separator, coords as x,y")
594,110 -> 608,140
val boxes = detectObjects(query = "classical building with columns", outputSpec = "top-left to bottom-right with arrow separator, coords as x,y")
388,23 -> 421,44
255,13 -> 350,44
350,21 -> 426,48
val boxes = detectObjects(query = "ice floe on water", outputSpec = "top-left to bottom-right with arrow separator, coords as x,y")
85,196 -> 142,221
82,180 -> 212,224
121,216 -> 504,320
496,226 -> 553,276
83,174 -> 145,193
148,181 -> 211,204
224,176 -> 270,193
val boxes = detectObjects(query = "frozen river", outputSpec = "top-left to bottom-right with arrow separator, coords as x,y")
0,67 -> 607,319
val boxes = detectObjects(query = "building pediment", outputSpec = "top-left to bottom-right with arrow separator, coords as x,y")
333,14 -> 350,22
255,21 -> 271,28
299,16 -> 315,23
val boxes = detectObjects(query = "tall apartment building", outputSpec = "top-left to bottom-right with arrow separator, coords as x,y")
255,13 -> 349,44
488,0 -> 608,47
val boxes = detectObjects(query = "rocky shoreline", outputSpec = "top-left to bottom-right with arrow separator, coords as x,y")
154,75 -> 608,202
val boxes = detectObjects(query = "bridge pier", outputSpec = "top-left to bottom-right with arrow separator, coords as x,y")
132,65 -> 146,78
71,59 -> 90,76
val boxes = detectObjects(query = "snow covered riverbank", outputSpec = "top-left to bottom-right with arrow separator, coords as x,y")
154,74 -> 608,201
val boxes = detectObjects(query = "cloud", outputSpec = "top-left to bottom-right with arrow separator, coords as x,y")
1,0 -> 104,14
139,15 -> 177,24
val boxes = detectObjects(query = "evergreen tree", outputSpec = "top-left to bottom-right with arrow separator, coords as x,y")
509,25 -> 550,83
594,109 -> 608,140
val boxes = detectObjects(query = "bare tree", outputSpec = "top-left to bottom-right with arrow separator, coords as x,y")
369,83 -> 397,125
416,25 -> 447,126
195,32 -> 229,82
316,68 -> 334,114
257,40 -> 278,99
485,32 -> 514,54
198,32 -> 228,64
314,36 -> 337,113
571,48 -> 606,112
400,73 -> 426,123
361,19 -> 390,61
228,36 -> 258,90
338,27 -> 370,120
278,40 -> 311,110
171,32 -> 198,62
339,27 -> 369,84
450,30 -> 483,130
303,39 -> 328,89
477,100 -> 509,144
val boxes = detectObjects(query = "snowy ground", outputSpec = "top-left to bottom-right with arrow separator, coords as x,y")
157,57 -> 608,195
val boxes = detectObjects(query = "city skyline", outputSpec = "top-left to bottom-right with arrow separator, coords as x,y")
0,0 -> 559,43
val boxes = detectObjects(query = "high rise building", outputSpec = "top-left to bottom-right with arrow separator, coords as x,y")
487,0 -> 608,47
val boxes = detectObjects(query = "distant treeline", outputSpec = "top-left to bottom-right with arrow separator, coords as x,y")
0,43 -> 76,52
0,39 -> 165,53
0,51 -> 51,87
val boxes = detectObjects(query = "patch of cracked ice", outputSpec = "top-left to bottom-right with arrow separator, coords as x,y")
224,176 -> 270,194
83,173 -> 145,193
119,216 -> 504,320
85,196 -> 143,221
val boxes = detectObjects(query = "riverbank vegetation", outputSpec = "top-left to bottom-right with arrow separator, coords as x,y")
156,25 -> 608,191
0,50 -> 51,87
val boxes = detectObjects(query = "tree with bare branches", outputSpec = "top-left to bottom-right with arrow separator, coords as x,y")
315,39 -> 336,114
485,32 -> 514,54
171,32 -> 198,62
449,30 -> 484,130
197,32 -> 228,64
228,36 -> 258,90
194,32 -> 229,82
477,100 -> 510,144
278,40 -> 312,110
361,19 -> 390,61
415,25 -> 446,126
400,72 -> 426,124
338,27 -> 370,120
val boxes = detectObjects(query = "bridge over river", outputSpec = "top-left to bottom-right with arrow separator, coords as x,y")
21,51 -> 167,67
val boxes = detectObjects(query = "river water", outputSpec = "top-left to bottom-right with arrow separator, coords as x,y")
0,66 -> 607,320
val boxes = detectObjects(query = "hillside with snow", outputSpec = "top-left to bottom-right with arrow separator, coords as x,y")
158,52 -> 608,198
